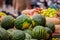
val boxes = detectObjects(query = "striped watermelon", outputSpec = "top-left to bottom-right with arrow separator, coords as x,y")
1,15 -> 15,30
32,26 -> 47,40
32,14 -> 46,27
14,14 -> 32,30
25,33 -> 32,39
45,27 -> 52,40
7,30 -> 26,40
45,22 -> 55,33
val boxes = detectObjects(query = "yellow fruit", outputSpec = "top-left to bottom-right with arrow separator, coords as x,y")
42,8 -> 56,18
0,12 -> 7,16
52,38 -> 58,40
22,21 -> 30,29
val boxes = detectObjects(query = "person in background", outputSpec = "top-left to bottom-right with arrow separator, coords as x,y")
13,0 -> 31,12
2,0 -> 18,18
13,0 -> 31,16
49,0 -> 58,10
57,3 -> 60,9
5,0 -> 13,7
36,0 -> 48,9
0,0 -> 4,7
0,0 -> 4,11
44,0 -> 48,8
47,0 -> 52,7
56,0 -> 60,8
30,0 -> 39,8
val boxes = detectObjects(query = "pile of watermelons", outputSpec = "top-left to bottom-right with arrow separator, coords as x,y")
0,14 -> 58,40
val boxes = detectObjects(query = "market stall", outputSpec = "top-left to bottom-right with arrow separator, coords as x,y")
0,7 -> 60,40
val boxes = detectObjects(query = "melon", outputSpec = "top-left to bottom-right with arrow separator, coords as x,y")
25,39 -> 37,40
32,26 -> 47,40
45,27 -> 52,39
25,33 -> 32,39
45,27 -> 52,35
7,30 -> 25,40
32,14 -> 46,27
1,15 -> 15,30
24,29 -> 32,36
0,28 -> 9,40
14,14 -> 32,30
45,22 -> 55,33
7,28 -> 15,33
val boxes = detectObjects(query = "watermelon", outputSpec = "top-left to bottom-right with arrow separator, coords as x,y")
32,26 -> 47,40
0,22 -> 1,27
7,28 -> 15,33
45,27 -> 52,35
7,30 -> 25,40
14,14 -> 32,30
45,22 -> 55,33
32,14 -> 46,27
0,28 -> 9,40
1,15 -> 15,30
25,33 -> 32,39
45,27 -> 52,40
24,29 -> 32,36
25,39 -> 37,40
7,28 -> 15,40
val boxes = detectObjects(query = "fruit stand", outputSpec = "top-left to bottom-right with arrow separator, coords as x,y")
0,7 -> 60,40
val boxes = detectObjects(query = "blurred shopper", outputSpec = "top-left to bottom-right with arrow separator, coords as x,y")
36,0 -> 48,8
0,0 -> 4,12
49,0 -> 58,10
57,3 -> 60,8
30,0 -> 39,8
2,0 -> 18,18
13,0 -> 31,16
47,0 -> 52,7
44,0 -> 48,8
5,0 -> 13,7
0,0 -> 4,7
13,0 -> 31,12
56,0 -> 60,8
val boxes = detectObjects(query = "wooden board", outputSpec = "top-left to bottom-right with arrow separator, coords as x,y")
46,17 -> 60,25
52,25 -> 60,36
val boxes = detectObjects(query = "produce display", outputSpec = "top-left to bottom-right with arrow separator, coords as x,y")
0,7 -> 60,40
32,8 -> 43,14
23,8 -> 57,18
0,13 -> 57,40
28,8 -> 44,18
42,8 -> 56,18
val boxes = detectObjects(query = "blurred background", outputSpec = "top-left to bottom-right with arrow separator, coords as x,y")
0,0 -> 60,17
